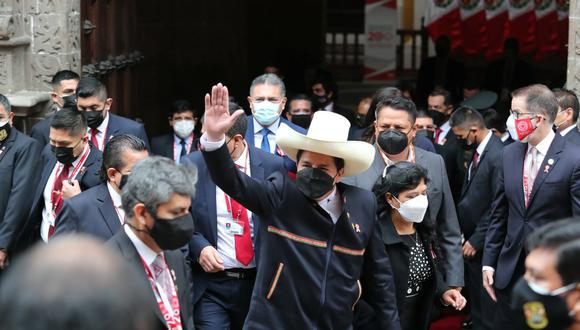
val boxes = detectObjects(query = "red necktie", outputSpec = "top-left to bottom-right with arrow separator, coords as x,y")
49,164 -> 70,238
230,196 -> 254,266
90,128 -> 99,150
434,128 -> 443,144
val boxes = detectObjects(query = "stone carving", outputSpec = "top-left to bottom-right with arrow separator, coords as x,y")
0,54 -> 9,91
82,51 -> 145,76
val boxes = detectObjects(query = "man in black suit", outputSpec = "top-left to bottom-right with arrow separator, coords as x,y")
0,94 -> 42,269
200,83 -> 401,329
16,109 -> 102,252
107,156 -> 196,330
553,88 -> 580,146
183,106 -> 285,330
30,70 -> 79,147
483,84 -> 580,327
310,71 -> 355,124
450,107 -> 504,330
151,100 -> 200,163
76,77 -> 150,151
54,134 -> 148,241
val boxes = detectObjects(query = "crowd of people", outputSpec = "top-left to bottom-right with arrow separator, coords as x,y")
0,58 -> 579,330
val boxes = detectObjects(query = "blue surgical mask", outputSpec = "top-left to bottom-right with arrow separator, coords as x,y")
253,101 -> 280,126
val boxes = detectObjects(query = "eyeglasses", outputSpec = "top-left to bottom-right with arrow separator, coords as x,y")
510,109 -> 536,120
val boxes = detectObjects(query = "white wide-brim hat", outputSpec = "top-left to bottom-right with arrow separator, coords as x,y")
276,111 -> 375,176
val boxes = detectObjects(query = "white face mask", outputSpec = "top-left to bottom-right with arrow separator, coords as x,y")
392,194 -> 429,223
173,120 -> 195,139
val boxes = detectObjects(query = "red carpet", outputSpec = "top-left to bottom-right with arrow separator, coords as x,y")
429,314 -> 465,330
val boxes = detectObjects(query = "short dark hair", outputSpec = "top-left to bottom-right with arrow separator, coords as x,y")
553,88 -> 580,122
373,161 -> 429,211
312,71 -> 338,100
76,77 -> 108,101
483,108 -> 506,132
296,149 -> 345,172
375,96 -> 418,124
51,70 -> 80,88
511,84 -> 559,123
50,108 -> 87,137
100,134 -> 148,183
556,240 -> 580,286
169,99 -> 200,118
226,102 -> 247,139
416,108 -> 432,119
449,106 -> 485,129
288,93 -> 312,105
525,218 -> 580,252
429,87 -> 452,106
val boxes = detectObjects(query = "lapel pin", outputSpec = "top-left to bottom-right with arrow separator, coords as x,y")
79,166 -> 86,175
352,223 -> 361,233
544,165 -> 550,173
548,158 -> 554,165
171,269 -> 177,282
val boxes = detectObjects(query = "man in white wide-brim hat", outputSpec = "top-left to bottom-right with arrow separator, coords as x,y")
199,83 -> 401,330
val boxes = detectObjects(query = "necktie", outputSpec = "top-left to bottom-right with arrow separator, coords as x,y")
469,151 -> 479,181
525,147 -> 539,207
179,138 -> 187,158
49,164 -> 70,238
229,195 -> 254,266
90,128 -> 99,150
260,128 -> 271,153
434,128 -> 443,144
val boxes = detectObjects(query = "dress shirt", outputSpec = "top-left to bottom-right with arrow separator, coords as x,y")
436,121 -> 451,145
560,125 -> 577,137
173,133 -> 194,163
317,187 -> 342,223
253,117 -> 280,154
107,182 -> 125,223
468,131 -> 492,179
88,112 -> 110,151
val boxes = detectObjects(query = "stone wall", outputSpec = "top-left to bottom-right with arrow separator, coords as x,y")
0,0 -> 80,132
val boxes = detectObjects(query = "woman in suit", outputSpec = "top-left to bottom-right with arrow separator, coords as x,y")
372,161 -> 466,330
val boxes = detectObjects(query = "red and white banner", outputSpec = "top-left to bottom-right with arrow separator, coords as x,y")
485,0 -> 509,59
507,0 -> 536,54
535,0 -> 559,59
364,0 -> 397,81
425,0 -> 462,51
460,0 -> 488,56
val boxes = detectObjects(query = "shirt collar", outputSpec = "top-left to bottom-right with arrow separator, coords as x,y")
529,129 -> 556,156
96,111 -> 110,132
379,144 -> 414,167
501,132 -> 510,142
253,117 -> 281,134
440,120 -> 451,133
317,187 -> 342,222
476,130 -> 493,156
233,141 -> 249,169
173,133 -> 193,144
106,182 -> 123,207
560,125 -> 577,137
124,224 -> 160,267
324,102 -> 334,112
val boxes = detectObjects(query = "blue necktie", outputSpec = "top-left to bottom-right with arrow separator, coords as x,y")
260,128 -> 271,153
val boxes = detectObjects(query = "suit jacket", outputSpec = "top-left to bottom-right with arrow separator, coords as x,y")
330,103 -> 356,125
563,126 -> 580,146
29,114 -> 53,147
151,133 -> 197,160
105,113 -> 151,151
0,128 -> 42,251
202,144 -> 401,330
183,145 -> 286,303
456,135 -> 504,251
53,183 -> 123,241
16,144 -> 102,251
342,146 -> 464,287
107,229 -> 194,330
435,131 -> 465,201
245,115 -> 306,172
483,134 -> 580,289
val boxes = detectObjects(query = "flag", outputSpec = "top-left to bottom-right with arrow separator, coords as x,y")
535,0 -> 559,59
485,0 -> 509,59
507,0 -> 536,54
425,0 -> 462,51
460,0 -> 488,56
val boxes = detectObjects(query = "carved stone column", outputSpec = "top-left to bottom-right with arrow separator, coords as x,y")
0,0 -> 80,133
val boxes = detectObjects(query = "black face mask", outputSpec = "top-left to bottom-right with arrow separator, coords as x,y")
312,94 -> 329,110
377,129 -> 409,155
148,212 -> 195,251
457,131 -> 476,151
84,110 -> 105,129
291,114 -> 312,129
512,277 -> 577,330
0,121 -> 10,143
416,129 -> 434,142
119,174 -> 129,190
62,94 -> 77,108
354,114 -> 366,128
296,167 -> 335,200
51,140 -> 81,165
428,110 -> 447,128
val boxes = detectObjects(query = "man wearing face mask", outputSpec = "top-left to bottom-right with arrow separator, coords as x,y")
552,89 -> 580,146
53,134 -> 148,240
483,84 -> 580,328
107,156 -> 196,330
76,77 -> 150,152
0,94 -> 41,270
30,70 -> 80,147
343,96 -> 464,291
285,94 -> 313,130
152,100 -> 200,163
450,106 -> 504,330
201,83 -> 401,329
183,102 -> 285,330
16,109 -> 102,252
512,218 -> 580,330
415,109 -> 437,143
310,72 -> 356,125
245,74 -> 305,172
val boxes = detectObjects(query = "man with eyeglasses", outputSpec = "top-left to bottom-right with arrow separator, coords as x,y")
482,84 -> 580,328
244,74 -> 305,172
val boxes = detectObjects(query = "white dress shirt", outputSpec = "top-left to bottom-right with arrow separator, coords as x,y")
468,131 -> 492,180
173,133 -> 194,163
88,112 -> 110,151
106,182 -> 125,223
323,101 -> 334,112
436,121 -> 452,145
41,143 -> 90,242
317,187 -> 342,223
560,125 -> 577,137
253,117 -> 280,154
